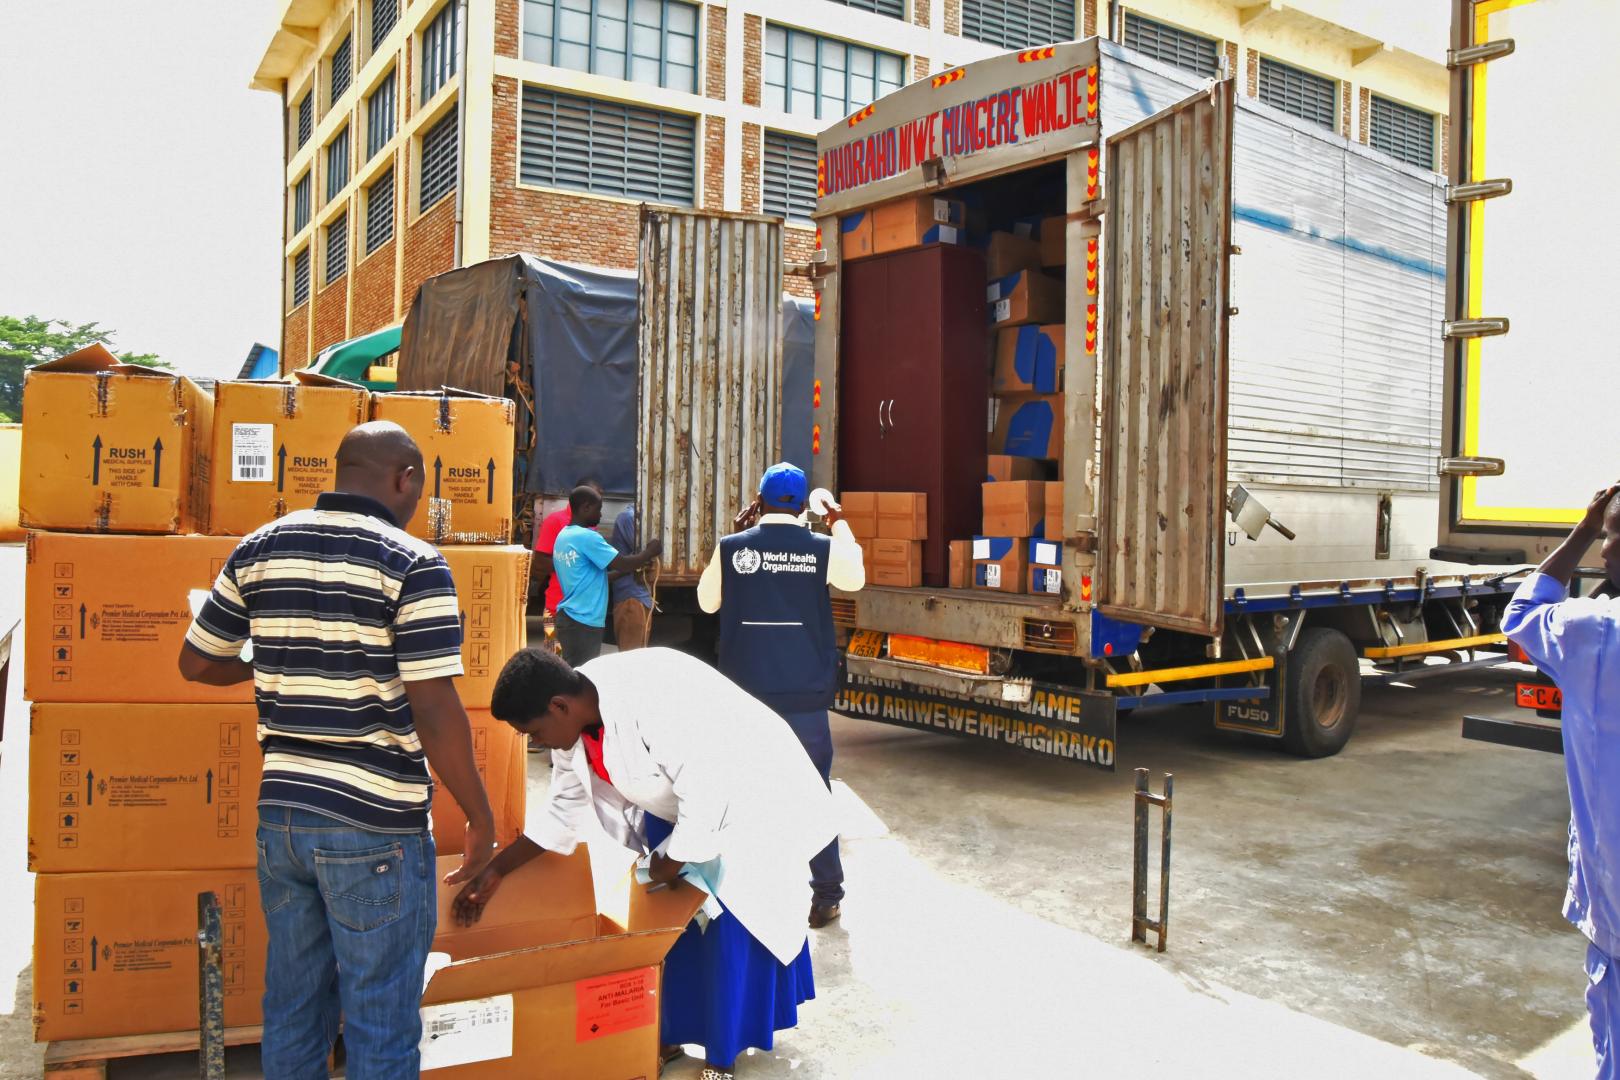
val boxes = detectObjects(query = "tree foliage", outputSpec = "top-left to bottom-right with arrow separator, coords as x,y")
0,315 -> 167,422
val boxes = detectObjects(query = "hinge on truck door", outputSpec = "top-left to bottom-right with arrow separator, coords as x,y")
1448,39 -> 1515,68
1437,456 -> 1506,478
1443,318 -> 1509,339
1448,179 -> 1512,204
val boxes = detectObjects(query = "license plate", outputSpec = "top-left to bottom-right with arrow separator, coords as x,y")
847,630 -> 885,659
1516,683 -> 1562,711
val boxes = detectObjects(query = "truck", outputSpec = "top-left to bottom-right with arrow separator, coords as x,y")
811,38 -> 1517,767
1440,0 -> 1613,754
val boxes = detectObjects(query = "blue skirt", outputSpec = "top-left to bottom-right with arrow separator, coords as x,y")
645,815 -> 815,1069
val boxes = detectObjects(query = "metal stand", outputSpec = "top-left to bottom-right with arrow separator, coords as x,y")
1131,768 -> 1173,952
197,892 -> 224,1080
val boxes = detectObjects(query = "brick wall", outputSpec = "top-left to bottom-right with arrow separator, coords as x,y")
1082,0 -> 1097,37
703,116 -> 725,209
1357,86 -> 1370,144
741,122 -> 762,214
1340,80 -> 1351,136
283,307 -> 311,370
784,227 -> 814,298
404,31 -> 415,122
352,239 -> 398,333
495,0 -> 519,58
401,194 -> 457,313
913,0 -> 930,29
743,16 -> 762,106
705,6 -> 726,100
944,0 -> 961,36
1441,116 -> 1451,174
913,56 -> 929,81
312,274 -> 349,354
1225,42 -> 1238,80
1245,48 -> 1258,97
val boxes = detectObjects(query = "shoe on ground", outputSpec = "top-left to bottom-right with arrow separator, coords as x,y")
700,1068 -> 735,1080
809,901 -> 841,929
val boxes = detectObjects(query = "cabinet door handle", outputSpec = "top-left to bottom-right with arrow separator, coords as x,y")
878,400 -> 887,438
886,399 -> 896,430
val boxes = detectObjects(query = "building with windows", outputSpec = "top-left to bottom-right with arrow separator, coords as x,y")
253,0 -> 1449,368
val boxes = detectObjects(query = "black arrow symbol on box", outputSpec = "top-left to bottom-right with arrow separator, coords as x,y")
91,436 -> 102,485
85,769 -> 94,806
206,769 -> 213,804
90,937 -> 97,971
152,438 -> 163,487
277,445 -> 287,492
78,604 -> 86,640
433,456 -> 443,500
486,458 -> 496,504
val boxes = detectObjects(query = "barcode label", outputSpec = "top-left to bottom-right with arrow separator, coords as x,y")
232,424 -> 274,484
994,298 -> 1011,323
419,994 -> 514,1070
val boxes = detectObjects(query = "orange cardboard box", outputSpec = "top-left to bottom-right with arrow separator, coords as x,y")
429,710 -> 529,855
422,847 -> 705,1077
972,536 -> 1029,594
438,545 -> 530,709
28,703 -> 261,873
34,868 -> 265,1042
840,211 -> 875,260
1040,214 -> 1067,267
870,538 -> 922,587
371,390 -> 515,545
208,373 -> 369,535
841,491 -> 878,539
1044,481 -> 1064,541
981,481 -> 1046,538
24,531 -> 249,704
0,423 -> 21,542
986,454 -> 1054,483
876,492 -> 927,540
949,540 -> 972,589
20,344 -> 214,534
986,270 -> 1064,327
872,196 -> 966,255
985,230 -> 1044,279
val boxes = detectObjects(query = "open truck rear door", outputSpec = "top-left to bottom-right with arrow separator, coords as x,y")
1098,81 -> 1236,637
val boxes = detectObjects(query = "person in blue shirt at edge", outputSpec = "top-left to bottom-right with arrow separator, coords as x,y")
698,462 -> 866,929
552,485 -> 662,666
1503,479 -> 1620,1079
609,503 -> 655,650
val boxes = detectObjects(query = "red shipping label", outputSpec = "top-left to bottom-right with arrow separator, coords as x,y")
576,966 -> 658,1042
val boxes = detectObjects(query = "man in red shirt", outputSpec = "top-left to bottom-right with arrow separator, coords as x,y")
531,480 -> 601,614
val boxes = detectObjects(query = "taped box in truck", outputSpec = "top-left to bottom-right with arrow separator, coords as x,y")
1043,481 -> 1063,541
20,344 -> 214,534
981,481 -> 1045,538
986,270 -> 1063,327
986,454 -> 1054,483
25,531 -> 249,704
984,230 -> 1044,279
1039,214 -> 1066,267
371,390 -> 514,545
870,538 -> 922,587
992,394 -> 1065,461
439,545 -> 530,709
429,710 -> 528,855
208,373 -> 368,536
841,491 -> 878,539
876,492 -> 927,540
949,540 -> 972,589
34,867 -> 266,1042
421,847 -> 705,1078
872,196 -> 966,255
972,536 -> 1028,594
28,703 -> 261,873
991,324 -> 1064,395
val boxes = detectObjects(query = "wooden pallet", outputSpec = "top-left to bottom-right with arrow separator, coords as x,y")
43,1025 -> 264,1079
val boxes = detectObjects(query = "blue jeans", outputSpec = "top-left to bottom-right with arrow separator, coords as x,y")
780,709 -> 845,907
256,806 -> 436,1080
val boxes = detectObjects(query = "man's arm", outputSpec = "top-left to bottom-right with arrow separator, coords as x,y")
604,537 -> 663,574
697,545 -> 724,613
825,517 -> 866,593
177,643 -> 253,686
179,559 -> 254,686
1502,483 -> 1618,683
529,551 -> 554,605
404,677 -> 496,884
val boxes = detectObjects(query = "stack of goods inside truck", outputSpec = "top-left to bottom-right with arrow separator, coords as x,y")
837,162 -> 1068,597
14,346 -> 529,1044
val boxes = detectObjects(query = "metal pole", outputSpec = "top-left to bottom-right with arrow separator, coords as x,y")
1157,773 -> 1173,953
1131,767 -> 1149,945
197,891 -> 224,1080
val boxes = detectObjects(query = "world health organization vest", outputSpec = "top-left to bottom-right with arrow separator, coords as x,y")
718,522 -> 837,713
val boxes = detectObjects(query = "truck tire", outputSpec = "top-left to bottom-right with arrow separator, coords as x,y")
1282,628 -> 1360,758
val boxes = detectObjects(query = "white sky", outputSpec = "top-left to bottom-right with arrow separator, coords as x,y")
0,3 -> 284,381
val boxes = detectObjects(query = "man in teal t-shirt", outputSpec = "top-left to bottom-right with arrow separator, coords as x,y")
552,486 -> 662,665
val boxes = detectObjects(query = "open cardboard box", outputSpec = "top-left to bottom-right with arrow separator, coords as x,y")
423,846 -> 705,1078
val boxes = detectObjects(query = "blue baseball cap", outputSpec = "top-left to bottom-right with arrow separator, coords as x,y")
759,462 -> 808,509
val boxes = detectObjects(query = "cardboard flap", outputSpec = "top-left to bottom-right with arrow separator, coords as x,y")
30,343 -> 120,373
433,849 -> 597,960
422,927 -> 688,1005
377,385 -> 502,402
291,369 -> 368,390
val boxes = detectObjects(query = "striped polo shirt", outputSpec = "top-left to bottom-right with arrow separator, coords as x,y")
185,491 -> 463,832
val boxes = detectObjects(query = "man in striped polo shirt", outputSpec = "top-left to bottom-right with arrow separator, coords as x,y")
179,421 -> 494,1078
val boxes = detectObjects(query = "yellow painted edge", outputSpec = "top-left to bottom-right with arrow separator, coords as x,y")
1105,656 -> 1274,689
1364,632 -> 1506,660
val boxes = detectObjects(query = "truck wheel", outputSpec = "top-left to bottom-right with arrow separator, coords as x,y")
1282,628 -> 1360,758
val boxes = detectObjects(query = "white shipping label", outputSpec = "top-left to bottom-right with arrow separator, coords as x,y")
986,281 -> 1003,302
1038,571 -> 1061,594
419,995 -> 515,1070
973,538 -> 991,560
938,225 -> 961,245
985,564 -> 1003,588
1034,541 -> 1059,565
931,198 -> 952,223
232,424 -> 274,483
994,299 -> 1011,323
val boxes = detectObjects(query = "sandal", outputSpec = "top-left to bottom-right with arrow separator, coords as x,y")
700,1069 -> 735,1080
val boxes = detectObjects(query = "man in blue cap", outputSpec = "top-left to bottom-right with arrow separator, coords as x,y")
699,462 -> 866,928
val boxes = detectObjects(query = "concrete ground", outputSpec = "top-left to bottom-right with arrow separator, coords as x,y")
0,531 -> 1594,1076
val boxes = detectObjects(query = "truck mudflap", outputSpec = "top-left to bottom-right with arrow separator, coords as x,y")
836,663 -> 1117,771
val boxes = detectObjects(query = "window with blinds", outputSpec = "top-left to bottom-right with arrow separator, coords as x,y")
420,109 -> 458,212
1123,12 -> 1219,78
292,248 -> 311,307
422,2 -> 459,104
367,70 -> 396,159
1258,57 -> 1336,130
829,0 -> 904,18
522,0 -> 699,93
519,86 -> 696,205
296,92 -> 313,150
960,0 -> 1074,51
330,34 -> 353,106
325,212 -> 348,285
763,131 -> 817,223
1370,95 -> 1436,170
764,26 -> 904,121
372,0 -> 399,52
293,173 -> 311,232
366,168 -> 395,253
327,125 -> 350,201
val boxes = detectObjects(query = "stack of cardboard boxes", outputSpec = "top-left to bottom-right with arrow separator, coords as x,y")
17,349 -> 529,1044
842,491 -> 927,587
